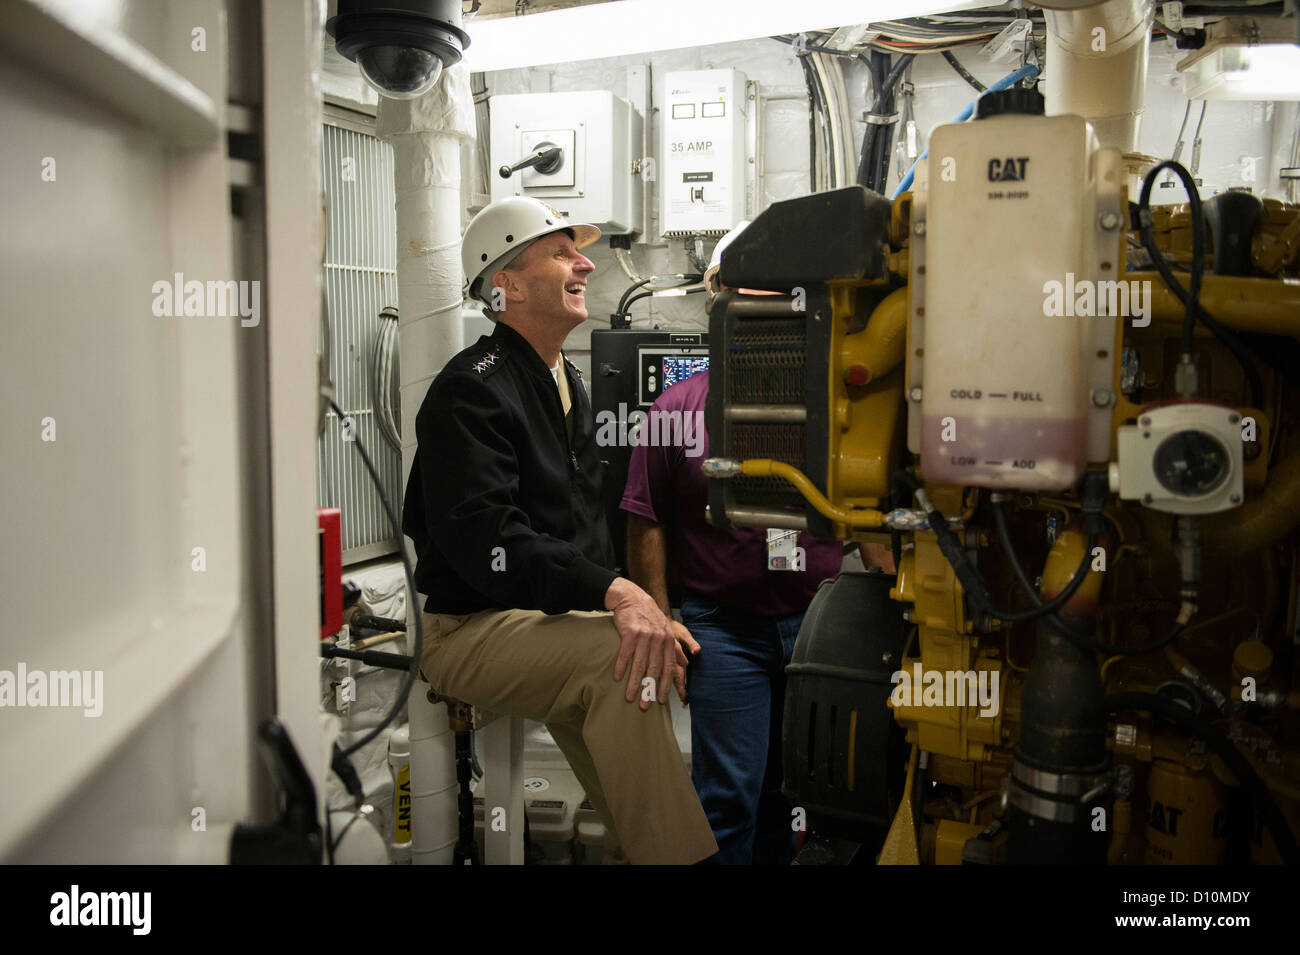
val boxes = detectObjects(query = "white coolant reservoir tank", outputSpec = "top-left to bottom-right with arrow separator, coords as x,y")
911,87 -> 1122,491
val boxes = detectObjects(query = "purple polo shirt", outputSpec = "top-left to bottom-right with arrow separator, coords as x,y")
619,370 -> 842,617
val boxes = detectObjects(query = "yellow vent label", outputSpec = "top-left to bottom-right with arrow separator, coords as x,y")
395,764 -> 411,842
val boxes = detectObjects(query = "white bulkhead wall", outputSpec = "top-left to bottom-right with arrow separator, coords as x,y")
0,0 -> 325,861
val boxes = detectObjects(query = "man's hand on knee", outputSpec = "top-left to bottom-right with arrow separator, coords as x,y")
605,577 -> 683,710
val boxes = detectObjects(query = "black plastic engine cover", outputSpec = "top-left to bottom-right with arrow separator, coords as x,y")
782,570 -> 908,849
718,184 -> 893,290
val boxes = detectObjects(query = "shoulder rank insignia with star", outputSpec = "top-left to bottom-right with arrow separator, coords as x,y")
472,347 -> 500,375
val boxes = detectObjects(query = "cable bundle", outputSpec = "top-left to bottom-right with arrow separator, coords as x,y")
371,305 -> 402,453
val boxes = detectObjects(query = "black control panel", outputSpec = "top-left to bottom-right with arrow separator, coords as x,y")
590,328 -> 709,573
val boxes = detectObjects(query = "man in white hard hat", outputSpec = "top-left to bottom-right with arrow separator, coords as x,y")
402,196 -> 716,865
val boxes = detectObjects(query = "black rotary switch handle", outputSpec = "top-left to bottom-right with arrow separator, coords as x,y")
498,142 -> 563,179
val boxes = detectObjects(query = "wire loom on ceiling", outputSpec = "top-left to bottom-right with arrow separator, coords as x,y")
774,1 -> 1288,57
769,0 -> 1274,196
771,14 -> 1041,195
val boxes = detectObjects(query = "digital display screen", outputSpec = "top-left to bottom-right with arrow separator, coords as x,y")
661,355 -> 709,389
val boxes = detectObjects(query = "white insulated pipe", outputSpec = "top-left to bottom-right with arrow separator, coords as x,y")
406,686 -> 458,864
1039,0 -> 1154,152
376,63 -> 475,866
377,63 -> 475,390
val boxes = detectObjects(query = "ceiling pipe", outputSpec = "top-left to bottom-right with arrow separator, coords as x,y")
1033,0 -> 1154,153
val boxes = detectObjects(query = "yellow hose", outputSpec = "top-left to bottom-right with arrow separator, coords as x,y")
738,458 -> 887,528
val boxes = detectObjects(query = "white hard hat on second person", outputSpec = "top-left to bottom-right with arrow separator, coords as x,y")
708,219 -> 751,271
705,220 -> 751,312
462,197 -> 601,305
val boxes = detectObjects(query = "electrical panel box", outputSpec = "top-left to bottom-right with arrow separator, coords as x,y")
590,328 -> 710,574
661,69 -> 749,237
489,90 -> 643,235
908,112 -> 1123,491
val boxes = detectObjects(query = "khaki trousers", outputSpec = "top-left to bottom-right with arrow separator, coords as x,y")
420,608 -> 718,865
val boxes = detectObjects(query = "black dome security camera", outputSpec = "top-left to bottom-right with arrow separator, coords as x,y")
327,0 -> 470,101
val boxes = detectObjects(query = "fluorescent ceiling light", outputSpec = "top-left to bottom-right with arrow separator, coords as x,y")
462,0 -> 998,72
1179,43 -> 1300,101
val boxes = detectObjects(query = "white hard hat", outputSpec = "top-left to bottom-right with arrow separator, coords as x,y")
708,220 -> 751,270
462,197 -> 601,305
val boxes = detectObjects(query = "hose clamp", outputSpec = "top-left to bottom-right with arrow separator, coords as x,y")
1008,785 -> 1083,823
1012,762 -> 1110,799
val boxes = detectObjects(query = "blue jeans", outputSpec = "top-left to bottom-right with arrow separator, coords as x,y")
679,590 -> 805,865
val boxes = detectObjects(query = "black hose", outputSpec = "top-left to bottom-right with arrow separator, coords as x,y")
1139,161 -> 1204,359
857,52 -> 913,194
621,286 -> 705,318
353,613 -> 405,632
617,277 -> 652,315
1136,160 -> 1264,406
893,470 -> 993,627
321,645 -> 415,671
893,471 -> 1186,655
624,290 -> 654,313
880,52 -> 914,100
328,398 -> 423,760
1105,692 -> 1299,865
868,52 -> 891,190
453,729 -> 480,864
896,471 -> 1095,625
855,53 -> 884,188
872,106 -> 897,194
868,50 -> 887,103
990,503 -> 1097,622
992,497 -> 1187,655
856,126 -> 876,188
941,50 -> 985,92
799,55 -> 820,190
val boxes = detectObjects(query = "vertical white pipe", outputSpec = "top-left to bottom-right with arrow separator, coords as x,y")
377,62 -> 475,865
407,686 -> 458,865
1041,0 -> 1154,152
481,715 -> 525,865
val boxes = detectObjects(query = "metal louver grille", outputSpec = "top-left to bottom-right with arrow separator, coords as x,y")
732,423 -> 807,507
726,318 -> 806,404
318,122 -> 402,562
725,318 -> 808,508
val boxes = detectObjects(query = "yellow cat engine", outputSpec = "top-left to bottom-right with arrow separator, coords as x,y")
704,83 -> 1300,867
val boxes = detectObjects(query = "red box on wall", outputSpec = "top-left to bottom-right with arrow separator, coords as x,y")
319,508 -> 342,639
